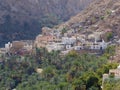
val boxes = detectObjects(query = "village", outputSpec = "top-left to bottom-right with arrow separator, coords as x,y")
35,27 -> 108,54
1,25 -> 120,89
1,0 -> 120,89
0,24 -> 120,56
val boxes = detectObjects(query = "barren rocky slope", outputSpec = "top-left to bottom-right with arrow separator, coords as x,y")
56,0 -> 120,37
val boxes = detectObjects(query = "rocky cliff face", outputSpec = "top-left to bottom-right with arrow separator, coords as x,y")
0,0 -> 94,47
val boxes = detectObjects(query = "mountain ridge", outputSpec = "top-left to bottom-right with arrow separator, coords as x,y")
55,0 -> 120,37
0,0 -> 93,46
0,0 -> 94,47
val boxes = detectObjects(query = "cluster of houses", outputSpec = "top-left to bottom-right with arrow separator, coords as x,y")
34,27 -> 108,54
1,25 -> 118,56
0,40 -> 34,56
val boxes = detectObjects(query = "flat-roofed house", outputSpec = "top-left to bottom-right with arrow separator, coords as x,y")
102,65 -> 120,89
46,42 -> 64,52
62,37 -> 76,50
35,35 -> 57,48
11,41 -> 25,52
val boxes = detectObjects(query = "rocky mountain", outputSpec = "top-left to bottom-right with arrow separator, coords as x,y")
0,0 -> 93,21
0,0 -> 94,47
55,0 -> 120,40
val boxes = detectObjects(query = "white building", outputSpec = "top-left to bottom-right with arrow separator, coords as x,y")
5,42 -> 12,52
90,39 -> 107,50
62,37 -> 77,50
46,42 -> 64,52
62,37 -> 76,45
74,46 -> 84,51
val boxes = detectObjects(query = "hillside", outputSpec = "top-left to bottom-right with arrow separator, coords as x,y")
0,0 -> 94,47
0,0 -> 120,90
55,0 -> 120,38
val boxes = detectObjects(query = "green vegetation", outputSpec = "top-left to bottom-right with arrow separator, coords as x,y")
103,79 -> 120,90
0,47 -> 118,90
61,27 -> 67,35
106,32 -> 113,41
100,16 -> 105,20
104,45 -> 116,58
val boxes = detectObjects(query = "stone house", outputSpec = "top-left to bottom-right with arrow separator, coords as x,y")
11,41 -> 25,53
35,35 -> 57,48
10,40 -> 34,55
102,65 -> 120,89
46,42 -> 64,52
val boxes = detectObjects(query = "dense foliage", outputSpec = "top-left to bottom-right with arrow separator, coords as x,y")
103,79 -> 120,90
0,46 -> 118,90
